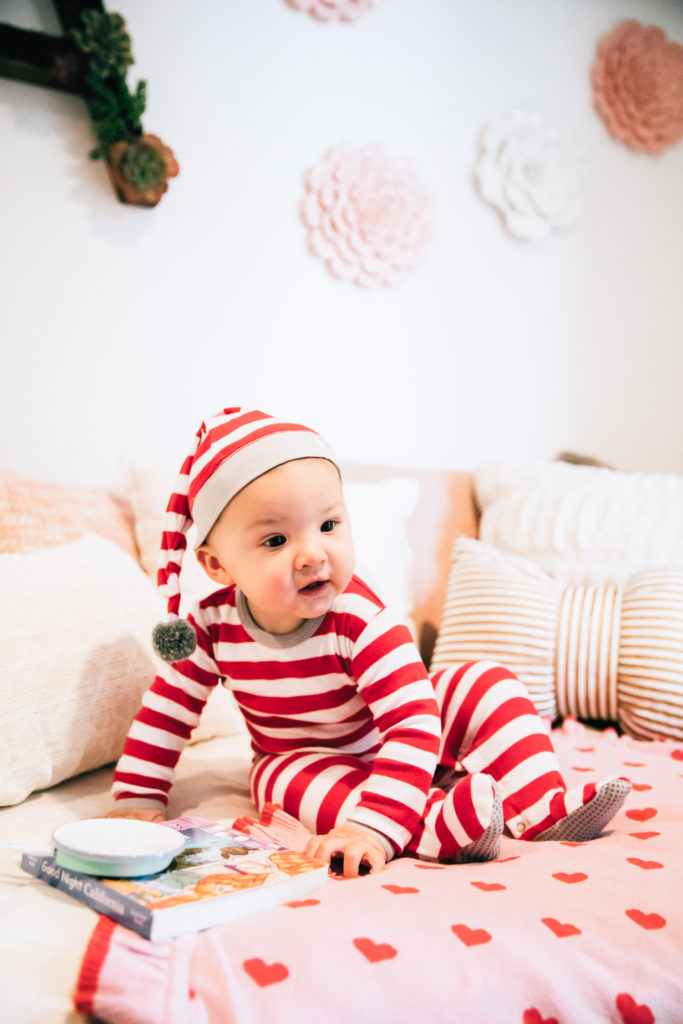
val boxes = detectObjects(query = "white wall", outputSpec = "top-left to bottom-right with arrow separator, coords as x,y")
1,0 -> 682,486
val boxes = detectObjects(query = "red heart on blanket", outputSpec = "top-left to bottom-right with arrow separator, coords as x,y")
631,783 -> 652,792
413,862 -> 445,870
243,958 -> 289,987
623,762 -> 645,767
626,807 -> 657,821
381,884 -> 419,894
286,899 -> 321,908
626,909 -> 666,930
541,918 -> 582,938
616,993 -> 655,1024
353,938 -> 397,962
523,1010 -> 559,1024
627,858 -> 663,871
629,831 -> 660,840
451,924 -> 492,946
671,749 -> 683,761
571,766 -> 593,772
470,881 -> 506,892
575,747 -> 595,753
552,872 -> 588,884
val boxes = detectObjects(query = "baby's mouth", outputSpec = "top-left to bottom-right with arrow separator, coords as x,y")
300,579 -> 328,594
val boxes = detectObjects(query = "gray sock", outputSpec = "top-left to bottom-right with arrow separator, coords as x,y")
533,777 -> 632,842
453,785 -> 504,863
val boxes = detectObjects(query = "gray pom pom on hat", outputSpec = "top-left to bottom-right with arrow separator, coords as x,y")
152,618 -> 197,663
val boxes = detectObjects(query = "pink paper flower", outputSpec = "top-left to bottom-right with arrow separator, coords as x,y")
284,0 -> 383,22
302,144 -> 434,287
591,19 -> 683,154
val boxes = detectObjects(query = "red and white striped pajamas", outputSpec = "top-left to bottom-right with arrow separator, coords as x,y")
113,577 -> 570,859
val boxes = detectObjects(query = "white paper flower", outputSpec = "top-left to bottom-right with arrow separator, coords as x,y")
302,144 -> 434,287
475,109 -> 583,241
285,0 -> 384,22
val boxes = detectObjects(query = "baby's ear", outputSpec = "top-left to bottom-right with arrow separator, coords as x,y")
195,546 -> 233,586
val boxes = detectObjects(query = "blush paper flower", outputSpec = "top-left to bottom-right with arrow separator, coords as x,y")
301,144 -> 434,287
474,109 -> 583,242
591,19 -> 683,155
284,0 -> 383,22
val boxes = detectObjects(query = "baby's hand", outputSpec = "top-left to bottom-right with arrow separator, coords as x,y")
304,825 -> 386,878
105,807 -> 165,823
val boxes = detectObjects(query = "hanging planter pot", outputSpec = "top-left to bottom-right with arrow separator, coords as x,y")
107,133 -> 179,207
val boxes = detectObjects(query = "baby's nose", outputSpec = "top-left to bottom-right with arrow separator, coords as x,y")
296,539 -> 326,568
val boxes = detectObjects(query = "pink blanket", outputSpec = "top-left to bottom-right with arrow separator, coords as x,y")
74,721 -> 683,1024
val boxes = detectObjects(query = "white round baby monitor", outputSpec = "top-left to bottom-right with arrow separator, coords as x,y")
52,818 -> 186,877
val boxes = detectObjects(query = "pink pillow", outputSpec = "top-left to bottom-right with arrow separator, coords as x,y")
0,472 -> 139,562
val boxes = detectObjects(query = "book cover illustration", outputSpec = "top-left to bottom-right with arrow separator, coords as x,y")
109,818 -> 321,908
21,816 -> 327,940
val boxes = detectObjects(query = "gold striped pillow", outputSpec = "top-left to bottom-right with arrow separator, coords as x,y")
430,537 -> 683,741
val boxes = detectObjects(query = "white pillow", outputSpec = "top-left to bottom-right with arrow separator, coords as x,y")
0,536 -> 166,806
475,459 -> 683,584
0,535 -> 242,807
343,477 -> 419,622
122,460 -> 419,622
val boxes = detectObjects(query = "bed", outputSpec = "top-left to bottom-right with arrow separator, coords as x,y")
1,457 -> 682,1024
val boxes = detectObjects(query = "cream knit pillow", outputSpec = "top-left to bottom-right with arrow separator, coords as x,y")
430,537 -> 683,741
0,536 -> 167,806
0,534 -> 247,806
475,459 -> 683,585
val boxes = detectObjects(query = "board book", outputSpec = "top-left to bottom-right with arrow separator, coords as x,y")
21,816 -> 327,941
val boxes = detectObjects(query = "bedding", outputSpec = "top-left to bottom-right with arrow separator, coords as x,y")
2,721 -> 681,1024
0,733 -> 254,1024
1,458 -> 682,1024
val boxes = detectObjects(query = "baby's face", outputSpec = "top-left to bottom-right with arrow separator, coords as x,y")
199,458 -> 355,634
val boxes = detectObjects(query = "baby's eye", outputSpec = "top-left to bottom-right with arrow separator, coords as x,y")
264,534 -> 286,548
320,520 -> 336,533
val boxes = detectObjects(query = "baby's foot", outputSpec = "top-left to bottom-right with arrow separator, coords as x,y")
409,773 -> 503,863
436,773 -> 503,863
528,776 -> 632,842
453,784 -> 503,863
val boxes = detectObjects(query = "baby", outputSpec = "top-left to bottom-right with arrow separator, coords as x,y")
110,407 -> 631,877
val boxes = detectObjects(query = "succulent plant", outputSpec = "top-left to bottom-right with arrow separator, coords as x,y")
70,11 -> 145,159
117,137 -> 166,190
107,135 -> 180,207
70,11 -> 133,80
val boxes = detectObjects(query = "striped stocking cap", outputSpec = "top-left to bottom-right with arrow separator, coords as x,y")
152,406 -> 338,662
